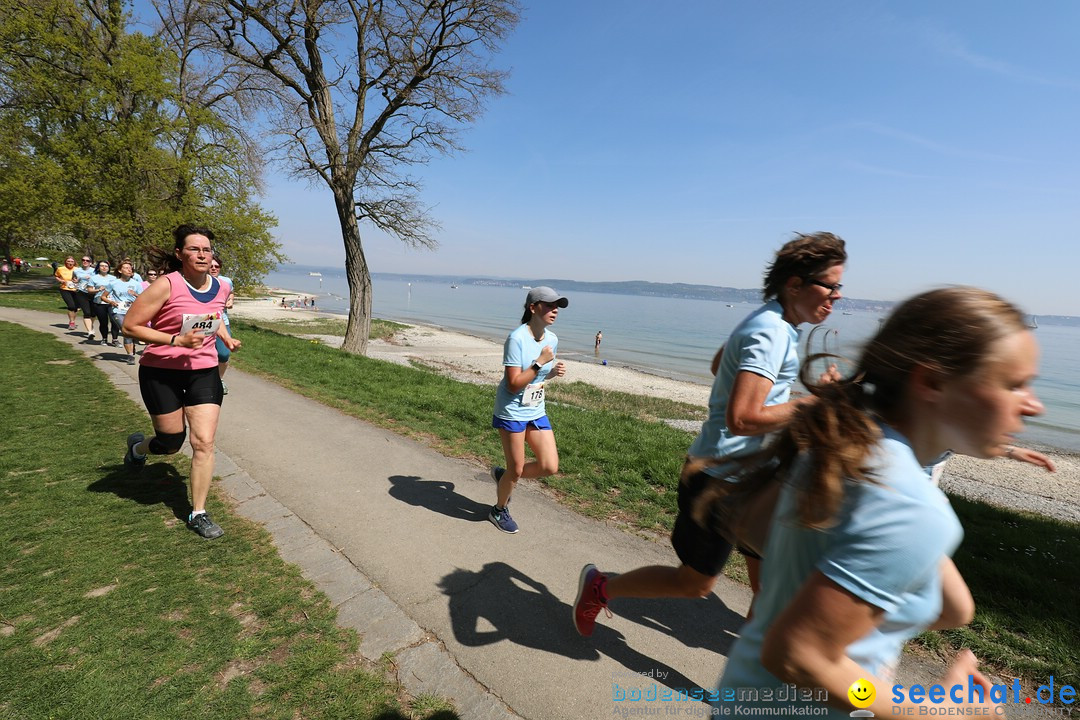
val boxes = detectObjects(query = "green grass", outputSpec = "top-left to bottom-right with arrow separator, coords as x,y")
927,498 -> 1080,684
2,289 -> 1077,690
237,315 -> 404,342
0,287 -> 68,312
548,381 -> 706,424
0,321 -> 458,720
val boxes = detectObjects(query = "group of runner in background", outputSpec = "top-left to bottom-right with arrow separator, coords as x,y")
55,251 -> 233,373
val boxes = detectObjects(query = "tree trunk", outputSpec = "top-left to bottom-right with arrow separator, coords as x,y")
334,185 -> 371,355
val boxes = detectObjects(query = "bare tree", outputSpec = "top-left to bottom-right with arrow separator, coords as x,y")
196,0 -> 519,353
153,0 -> 269,201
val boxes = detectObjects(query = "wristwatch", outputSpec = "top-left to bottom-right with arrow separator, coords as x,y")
531,362 -> 542,373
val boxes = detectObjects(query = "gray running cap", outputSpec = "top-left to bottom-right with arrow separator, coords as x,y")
525,286 -> 568,308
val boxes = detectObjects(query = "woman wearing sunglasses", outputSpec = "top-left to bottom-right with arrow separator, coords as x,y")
72,255 -> 99,339
141,268 -> 159,290
574,232 -> 848,637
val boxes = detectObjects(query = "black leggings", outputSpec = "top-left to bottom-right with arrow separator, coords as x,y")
92,303 -> 120,340
59,289 -> 78,312
74,291 -> 94,318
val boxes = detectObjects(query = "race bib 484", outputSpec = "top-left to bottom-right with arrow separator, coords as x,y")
180,312 -> 222,337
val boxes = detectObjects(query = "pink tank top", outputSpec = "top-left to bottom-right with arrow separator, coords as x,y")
140,271 -> 229,370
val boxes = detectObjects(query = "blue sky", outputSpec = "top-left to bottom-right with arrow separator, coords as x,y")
152,1 -> 1080,315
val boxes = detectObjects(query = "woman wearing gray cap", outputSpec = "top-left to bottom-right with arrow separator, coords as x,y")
489,286 -> 569,533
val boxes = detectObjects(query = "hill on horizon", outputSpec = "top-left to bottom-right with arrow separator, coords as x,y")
280,264 -> 1077,326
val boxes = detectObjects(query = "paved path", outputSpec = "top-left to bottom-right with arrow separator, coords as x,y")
0,305 -> 979,719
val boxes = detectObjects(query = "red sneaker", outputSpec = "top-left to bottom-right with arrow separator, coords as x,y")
573,564 -> 611,636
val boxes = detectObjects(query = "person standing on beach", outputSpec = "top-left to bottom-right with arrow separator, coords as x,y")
489,286 -> 569,534
573,232 -> 847,635
714,287 -> 1042,717
121,224 -> 239,540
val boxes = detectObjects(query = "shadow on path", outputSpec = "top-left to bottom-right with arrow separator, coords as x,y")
605,583 -> 742,657
87,462 -> 191,521
387,475 -> 491,522
439,561 -> 710,695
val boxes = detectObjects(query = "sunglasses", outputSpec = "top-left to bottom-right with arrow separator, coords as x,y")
805,278 -> 843,296
82,258 -> 92,262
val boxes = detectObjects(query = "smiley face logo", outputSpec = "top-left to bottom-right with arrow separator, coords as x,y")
848,678 -> 876,709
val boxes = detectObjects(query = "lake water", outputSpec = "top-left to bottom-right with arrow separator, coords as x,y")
266,266 -> 1080,453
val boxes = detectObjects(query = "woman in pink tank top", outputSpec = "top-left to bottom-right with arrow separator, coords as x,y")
121,224 -> 241,540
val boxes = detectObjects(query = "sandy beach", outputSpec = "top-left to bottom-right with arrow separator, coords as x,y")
231,294 -> 1080,524
233,294 -> 711,406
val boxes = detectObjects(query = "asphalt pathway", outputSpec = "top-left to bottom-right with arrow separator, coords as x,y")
1,304 -> 989,720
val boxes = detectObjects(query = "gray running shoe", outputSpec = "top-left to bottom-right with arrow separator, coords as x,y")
127,354 -> 136,366
124,432 -> 146,468
187,513 -> 224,539
114,338 -> 123,348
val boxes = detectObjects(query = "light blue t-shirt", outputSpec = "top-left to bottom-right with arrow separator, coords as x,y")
89,273 -> 117,304
688,300 -> 799,476
493,324 -> 558,422
73,266 -> 96,292
716,424 -> 963,716
107,278 -> 143,314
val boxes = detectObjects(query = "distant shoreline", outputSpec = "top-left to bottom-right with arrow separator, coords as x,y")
269,266 -> 1080,325
246,282 -> 1080,452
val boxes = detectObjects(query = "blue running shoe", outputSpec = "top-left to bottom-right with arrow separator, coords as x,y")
488,504 -> 519,534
